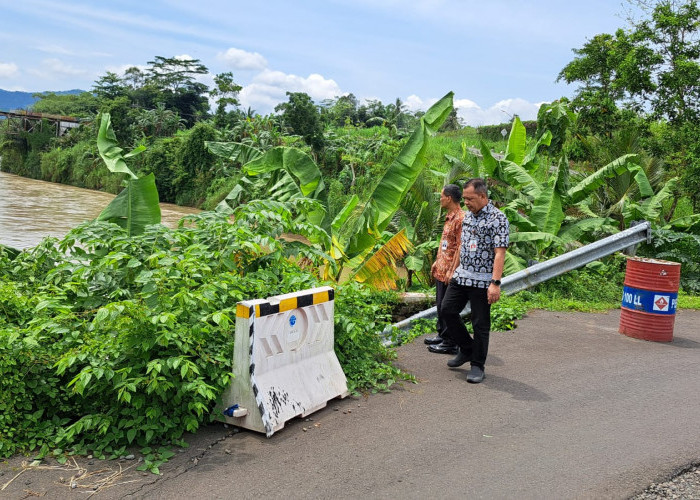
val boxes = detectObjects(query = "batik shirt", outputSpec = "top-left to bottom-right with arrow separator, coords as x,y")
452,201 -> 509,288
432,208 -> 465,283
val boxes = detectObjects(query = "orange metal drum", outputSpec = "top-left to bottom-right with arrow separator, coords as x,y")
619,257 -> 681,342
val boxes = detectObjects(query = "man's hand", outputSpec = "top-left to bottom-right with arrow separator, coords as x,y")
488,247 -> 506,304
487,283 -> 501,304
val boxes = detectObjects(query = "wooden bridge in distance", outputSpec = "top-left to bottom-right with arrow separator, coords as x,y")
0,110 -> 83,137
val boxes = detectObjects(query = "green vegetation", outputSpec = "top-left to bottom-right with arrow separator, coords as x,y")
1,0 -> 698,469
0,204 -> 411,461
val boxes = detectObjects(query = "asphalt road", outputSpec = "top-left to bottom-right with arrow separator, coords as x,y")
2,309 -> 699,499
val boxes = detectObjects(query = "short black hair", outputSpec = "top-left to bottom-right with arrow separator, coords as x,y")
443,184 -> 462,203
464,178 -> 488,196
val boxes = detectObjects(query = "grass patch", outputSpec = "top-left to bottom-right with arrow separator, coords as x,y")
678,291 -> 700,310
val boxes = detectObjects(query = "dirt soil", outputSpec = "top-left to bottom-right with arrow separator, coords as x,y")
2,308 -> 699,499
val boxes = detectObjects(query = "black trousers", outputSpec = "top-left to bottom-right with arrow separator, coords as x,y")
435,280 -> 449,339
441,280 -> 491,369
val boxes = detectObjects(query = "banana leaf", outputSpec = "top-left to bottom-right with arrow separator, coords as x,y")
242,147 -> 329,230
663,213 -> 700,231
521,130 -> 552,170
572,200 -> 600,219
504,250 -> 526,275
219,176 -> 256,209
558,217 -> 617,244
96,113 -> 160,236
501,160 -> 542,198
97,113 -> 140,180
351,229 -> 413,290
343,92 -> 453,258
503,206 -> 538,232
530,187 -> 565,236
205,141 -> 263,164
97,174 -> 161,236
566,154 -> 637,203
245,147 -> 321,196
642,176 -> 678,221
629,164 -> 654,198
479,141 -> 499,176
623,177 -> 678,223
505,116 -> 527,165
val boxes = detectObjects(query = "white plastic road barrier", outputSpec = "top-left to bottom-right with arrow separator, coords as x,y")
217,286 -> 348,436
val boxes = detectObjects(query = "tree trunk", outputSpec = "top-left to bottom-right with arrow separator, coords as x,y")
665,191 -> 680,222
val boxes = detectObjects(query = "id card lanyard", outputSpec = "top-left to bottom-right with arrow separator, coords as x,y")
468,216 -> 478,254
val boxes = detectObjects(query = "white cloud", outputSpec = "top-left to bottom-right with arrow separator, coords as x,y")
453,98 -> 480,111
455,97 -> 543,126
27,58 -> 89,80
0,62 -> 19,78
404,94 -> 437,112
239,69 -> 342,113
218,47 -> 268,71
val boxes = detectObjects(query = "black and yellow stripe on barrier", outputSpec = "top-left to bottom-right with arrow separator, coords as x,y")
236,289 -> 334,319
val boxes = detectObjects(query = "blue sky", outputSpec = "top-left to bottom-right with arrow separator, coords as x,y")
0,0 -> 637,126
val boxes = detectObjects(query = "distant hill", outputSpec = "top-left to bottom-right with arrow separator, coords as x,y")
0,89 -> 85,112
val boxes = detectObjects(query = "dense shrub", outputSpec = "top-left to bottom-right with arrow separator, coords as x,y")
138,135 -> 183,203
639,229 -> 700,293
173,122 -> 218,206
39,141 -> 124,193
0,201 -> 410,460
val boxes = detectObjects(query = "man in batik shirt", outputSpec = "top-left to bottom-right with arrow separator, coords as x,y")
425,184 -> 465,354
442,178 -> 509,384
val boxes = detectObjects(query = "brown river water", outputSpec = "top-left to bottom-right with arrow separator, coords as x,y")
0,171 -> 201,249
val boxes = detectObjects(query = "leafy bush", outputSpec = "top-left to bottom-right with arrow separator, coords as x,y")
173,122 -> 219,206
138,135 -> 183,203
334,282 -> 412,393
491,297 -> 528,331
0,201 -> 410,460
639,229 -> 700,293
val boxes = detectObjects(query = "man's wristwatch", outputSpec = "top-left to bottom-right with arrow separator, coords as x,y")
490,279 -> 501,286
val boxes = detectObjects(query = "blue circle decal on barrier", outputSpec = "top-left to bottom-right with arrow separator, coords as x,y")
289,314 -> 297,326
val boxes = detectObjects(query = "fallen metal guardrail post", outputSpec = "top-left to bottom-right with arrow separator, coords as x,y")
382,221 -> 652,345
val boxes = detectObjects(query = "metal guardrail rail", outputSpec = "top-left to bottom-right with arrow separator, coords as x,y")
383,221 -> 652,343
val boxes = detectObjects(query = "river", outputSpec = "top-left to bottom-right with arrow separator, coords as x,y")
0,171 -> 201,249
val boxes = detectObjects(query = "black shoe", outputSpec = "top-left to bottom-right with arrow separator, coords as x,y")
447,349 -> 470,367
427,342 -> 458,355
466,365 -> 485,383
424,335 -> 443,345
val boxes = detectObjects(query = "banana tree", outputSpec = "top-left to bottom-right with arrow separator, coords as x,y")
323,91 -> 452,287
391,173 -> 442,288
475,116 -> 652,270
96,113 -> 160,236
206,92 -> 455,289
